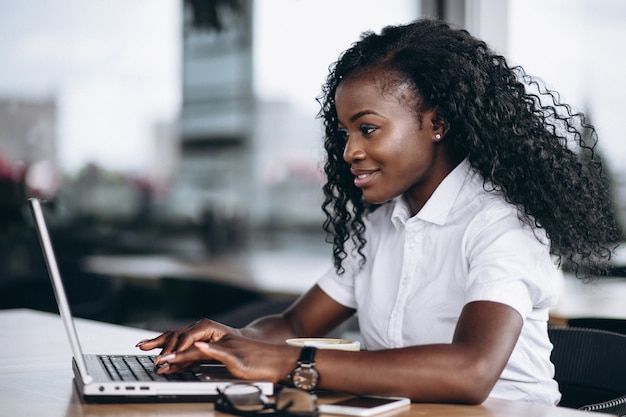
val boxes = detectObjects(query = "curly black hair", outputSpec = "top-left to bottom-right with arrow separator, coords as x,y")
317,18 -> 622,278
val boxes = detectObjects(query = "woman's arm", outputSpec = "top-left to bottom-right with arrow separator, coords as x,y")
241,285 -> 357,342
151,298 -> 522,404
310,300 -> 522,403
137,285 -> 355,365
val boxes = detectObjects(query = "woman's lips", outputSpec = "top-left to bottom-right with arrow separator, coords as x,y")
352,169 -> 379,188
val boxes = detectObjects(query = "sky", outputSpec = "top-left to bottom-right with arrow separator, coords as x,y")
0,0 -> 418,175
0,0 -> 180,175
507,0 -> 626,174
1,0 -> 625,175
253,0 -> 417,112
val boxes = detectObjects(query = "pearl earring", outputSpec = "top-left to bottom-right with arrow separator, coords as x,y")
435,133 -> 442,140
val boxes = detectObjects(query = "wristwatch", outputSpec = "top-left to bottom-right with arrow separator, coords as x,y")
290,346 -> 319,391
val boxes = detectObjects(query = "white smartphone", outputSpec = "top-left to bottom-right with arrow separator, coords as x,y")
318,396 -> 410,416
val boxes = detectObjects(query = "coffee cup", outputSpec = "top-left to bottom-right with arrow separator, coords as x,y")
285,337 -> 360,351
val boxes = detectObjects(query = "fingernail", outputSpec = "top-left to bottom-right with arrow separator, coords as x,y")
160,353 -> 176,362
135,340 -> 148,347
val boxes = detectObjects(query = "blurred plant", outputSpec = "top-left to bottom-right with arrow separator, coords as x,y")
0,154 -> 33,276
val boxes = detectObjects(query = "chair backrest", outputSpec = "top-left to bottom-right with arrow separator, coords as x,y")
549,326 -> 626,413
567,317 -> 626,336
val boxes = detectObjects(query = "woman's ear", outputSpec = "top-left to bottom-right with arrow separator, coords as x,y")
431,112 -> 448,139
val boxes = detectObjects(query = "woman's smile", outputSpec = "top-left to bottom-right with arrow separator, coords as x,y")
351,168 -> 380,188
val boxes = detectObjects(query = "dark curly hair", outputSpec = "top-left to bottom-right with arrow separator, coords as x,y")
317,18 -> 622,278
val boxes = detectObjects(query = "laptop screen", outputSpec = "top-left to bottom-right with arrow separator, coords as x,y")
28,198 -> 94,384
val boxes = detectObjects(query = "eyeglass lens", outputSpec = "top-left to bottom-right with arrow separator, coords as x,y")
221,384 -> 318,417
223,384 -> 270,411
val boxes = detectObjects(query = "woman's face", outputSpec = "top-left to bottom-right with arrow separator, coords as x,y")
334,74 -> 456,215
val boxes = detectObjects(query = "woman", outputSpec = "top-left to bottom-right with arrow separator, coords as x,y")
137,19 -> 620,405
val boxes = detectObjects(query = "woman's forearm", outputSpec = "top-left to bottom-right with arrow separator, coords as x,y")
238,314 -> 299,344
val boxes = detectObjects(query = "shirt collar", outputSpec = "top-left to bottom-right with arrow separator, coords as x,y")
391,158 -> 473,228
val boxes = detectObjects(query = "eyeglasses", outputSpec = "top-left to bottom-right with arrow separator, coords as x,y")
215,384 -> 318,417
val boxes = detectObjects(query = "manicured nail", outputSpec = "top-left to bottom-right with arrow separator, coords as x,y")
156,363 -> 170,374
135,340 -> 148,347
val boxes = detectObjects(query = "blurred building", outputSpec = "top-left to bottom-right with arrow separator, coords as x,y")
175,1 -> 255,228
175,0 -> 324,235
0,97 -> 57,169
0,97 -> 57,276
173,0 -> 513,235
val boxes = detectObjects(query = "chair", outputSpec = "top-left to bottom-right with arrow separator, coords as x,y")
567,317 -> 626,336
549,326 -> 626,416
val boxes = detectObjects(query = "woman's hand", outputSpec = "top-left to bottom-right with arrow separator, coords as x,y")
133,286 -> 354,381
135,318 -> 239,367
154,333 -> 298,383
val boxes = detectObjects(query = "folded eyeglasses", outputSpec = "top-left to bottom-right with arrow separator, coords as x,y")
216,383 -> 318,417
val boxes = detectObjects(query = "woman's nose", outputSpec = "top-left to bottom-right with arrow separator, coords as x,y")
343,136 -> 365,163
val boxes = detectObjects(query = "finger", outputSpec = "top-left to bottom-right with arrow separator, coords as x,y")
154,334 -> 194,366
168,325 -> 204,352
155,332 -> 187,365
161,330 -> 187,355
155,360 -> 196,375
161,320 -> 211,357
153,320 -> 232,365
154,341 -> 205,374
193,341 -> 228,363
194,341 -> 211,353
135,332 -> 173,350
160,320 -> 223,359
146,330 -> 188,365
173,319 -> 227,350
158,344 -> 212,367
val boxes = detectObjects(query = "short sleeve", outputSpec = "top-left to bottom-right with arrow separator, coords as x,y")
317,266 -> 358,309
464,208 -> 561,320
315,233 -> 370,310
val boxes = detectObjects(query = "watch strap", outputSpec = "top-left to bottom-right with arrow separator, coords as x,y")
298,346 -> 317,364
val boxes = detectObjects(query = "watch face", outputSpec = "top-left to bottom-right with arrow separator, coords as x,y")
293,367 -> 319,391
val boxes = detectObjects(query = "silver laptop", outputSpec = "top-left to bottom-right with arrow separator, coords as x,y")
28,197 -> 273,403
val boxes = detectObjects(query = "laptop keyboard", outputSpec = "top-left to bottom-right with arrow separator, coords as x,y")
99,355 -> 200,382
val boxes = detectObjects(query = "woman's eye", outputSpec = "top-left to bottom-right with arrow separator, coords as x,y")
360,124 -> 377,135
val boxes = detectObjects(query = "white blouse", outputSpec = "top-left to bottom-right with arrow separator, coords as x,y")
317,159 -> 562,405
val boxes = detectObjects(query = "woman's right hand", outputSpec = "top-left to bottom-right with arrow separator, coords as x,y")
135,318 -> 240,366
